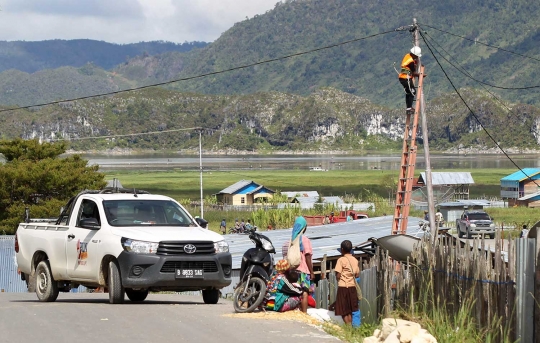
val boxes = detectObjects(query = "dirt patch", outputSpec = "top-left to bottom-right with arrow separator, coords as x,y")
223,310 -> 323,326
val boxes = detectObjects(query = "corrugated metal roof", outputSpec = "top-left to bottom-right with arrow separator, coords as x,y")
282,191 -> 319,198
224,216 -> 422,269
293,196 -> 344,205
419,172 -> 474,185
246,185 -> 275,195
500,168 -> 540,182
438,199 -> 490,207
518,191 -> 540,201
216,180 -> 257,195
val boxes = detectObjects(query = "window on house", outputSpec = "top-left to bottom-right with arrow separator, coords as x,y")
241,197 -> 245,204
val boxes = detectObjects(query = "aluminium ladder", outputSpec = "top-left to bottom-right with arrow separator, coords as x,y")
391,65 -> 426,235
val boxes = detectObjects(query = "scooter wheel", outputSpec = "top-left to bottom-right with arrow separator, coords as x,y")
233,277 -> 266,313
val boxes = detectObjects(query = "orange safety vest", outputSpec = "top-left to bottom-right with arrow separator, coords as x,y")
398,53 -> 417,79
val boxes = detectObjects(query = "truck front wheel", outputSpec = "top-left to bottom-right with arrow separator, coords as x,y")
35,261 -> 59,302
202,289 -> 220,304
108,260 -> 125,304
126,289 -> 148,302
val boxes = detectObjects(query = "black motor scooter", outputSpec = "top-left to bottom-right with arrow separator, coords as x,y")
233,228 -> 275,313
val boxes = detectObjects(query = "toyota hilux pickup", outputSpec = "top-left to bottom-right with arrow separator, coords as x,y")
15,188 -> 232,304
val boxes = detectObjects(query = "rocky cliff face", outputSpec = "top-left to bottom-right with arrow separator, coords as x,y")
2,87 -> 538,153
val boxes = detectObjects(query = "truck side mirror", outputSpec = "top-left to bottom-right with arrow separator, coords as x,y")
80,218 -> 101,230
195,217 -> 208,229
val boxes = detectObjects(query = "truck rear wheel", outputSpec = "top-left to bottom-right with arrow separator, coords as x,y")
202,289 -> 220,304
126,289 -> 148,302
35,261 -> 59,302
108,260 -> 125,304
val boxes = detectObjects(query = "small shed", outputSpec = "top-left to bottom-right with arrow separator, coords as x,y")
416,172 -> 474,200
437,200 -> 491,224
290,196 -> 344,209
500,168 -> 540,207
215,180 -> 275,206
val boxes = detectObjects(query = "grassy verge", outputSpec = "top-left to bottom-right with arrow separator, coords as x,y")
322,322 -> 379,343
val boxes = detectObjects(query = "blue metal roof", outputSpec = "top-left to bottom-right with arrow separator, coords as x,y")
216,180 -> 257,194
501,168 -> 540,182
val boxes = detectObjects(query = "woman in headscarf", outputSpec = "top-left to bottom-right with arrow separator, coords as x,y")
282,216 -> 315,296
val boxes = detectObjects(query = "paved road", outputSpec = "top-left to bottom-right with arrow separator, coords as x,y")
0,293 -> 339,343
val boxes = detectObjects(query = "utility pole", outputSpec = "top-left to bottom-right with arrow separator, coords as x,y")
413,19 -> 437,240
198,128 -> 204,218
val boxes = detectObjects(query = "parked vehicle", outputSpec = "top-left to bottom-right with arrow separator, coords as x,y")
233,229 -> 275,313
456,210 -> 495,239
15,187 -> 232,304
228,226 -> 258,234
304,210 -> 369,226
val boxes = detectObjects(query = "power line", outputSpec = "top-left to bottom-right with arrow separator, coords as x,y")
419,23 -> 540,63
0,29 -> 397,114
424,32 -> 539,140
419,30 -> 540,187
421,30 -> 540,90
421,30 -> 540,135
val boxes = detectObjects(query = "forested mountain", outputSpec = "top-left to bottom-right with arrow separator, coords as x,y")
1,87 -> 538,153
0,0 -> 539,153
0,40 -> 207,73
163,0 -> 540,108
0,0 -> 538,109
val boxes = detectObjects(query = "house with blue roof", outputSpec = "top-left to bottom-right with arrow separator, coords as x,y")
500,168 -> 540,207
215,180 -> 275,206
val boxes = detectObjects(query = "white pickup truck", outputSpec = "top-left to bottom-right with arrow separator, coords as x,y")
15,188 -> 232,304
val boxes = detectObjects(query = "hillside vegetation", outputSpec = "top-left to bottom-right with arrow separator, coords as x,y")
0,40 -> 207,73
2,87 -> 539,153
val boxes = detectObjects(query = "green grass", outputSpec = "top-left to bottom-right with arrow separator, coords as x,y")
106,168 -> 513,200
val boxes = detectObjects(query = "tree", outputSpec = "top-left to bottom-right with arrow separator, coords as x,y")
0,139 -> 106,233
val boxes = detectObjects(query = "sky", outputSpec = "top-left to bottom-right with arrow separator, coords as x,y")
0,0 -> 279,44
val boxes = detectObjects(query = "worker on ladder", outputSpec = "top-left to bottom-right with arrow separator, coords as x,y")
398,46 -> 421,115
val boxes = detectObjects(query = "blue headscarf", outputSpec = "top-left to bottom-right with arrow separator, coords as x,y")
291,216 -> 308,252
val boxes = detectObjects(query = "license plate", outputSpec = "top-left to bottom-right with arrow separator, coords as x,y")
176,269 -> 204,278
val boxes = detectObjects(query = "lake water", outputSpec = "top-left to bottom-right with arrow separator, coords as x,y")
84,153 -> 540,171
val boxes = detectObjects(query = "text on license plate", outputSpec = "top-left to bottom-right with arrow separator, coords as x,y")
176,269 -> 204,278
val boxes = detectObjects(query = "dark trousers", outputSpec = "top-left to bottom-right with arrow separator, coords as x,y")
399,78 -> 416,109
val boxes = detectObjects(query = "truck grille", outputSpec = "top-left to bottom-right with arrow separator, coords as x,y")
475,223 -> 491,228
160,261 -> 218,273
157,241 -> 215,255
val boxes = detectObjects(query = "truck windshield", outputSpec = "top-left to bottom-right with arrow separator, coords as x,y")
103,200 -> 195,227
468,213 -> 491,221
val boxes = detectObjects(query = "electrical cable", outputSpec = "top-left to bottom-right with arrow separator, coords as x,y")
421,30 -> 540,135
419,23 -> 540,63
0,29 -> 397,114
421,31 -> 540,90
419,30 -> 540,187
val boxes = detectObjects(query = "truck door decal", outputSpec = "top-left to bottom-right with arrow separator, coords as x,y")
77,239 -> 89,265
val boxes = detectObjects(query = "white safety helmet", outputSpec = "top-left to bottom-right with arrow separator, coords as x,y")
410,46 -> 421,57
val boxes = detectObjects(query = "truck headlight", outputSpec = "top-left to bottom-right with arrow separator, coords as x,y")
214,240 -> 229,253
122,238 -> 159,254
490,223 -> 495,227
470,224 -> 476,228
